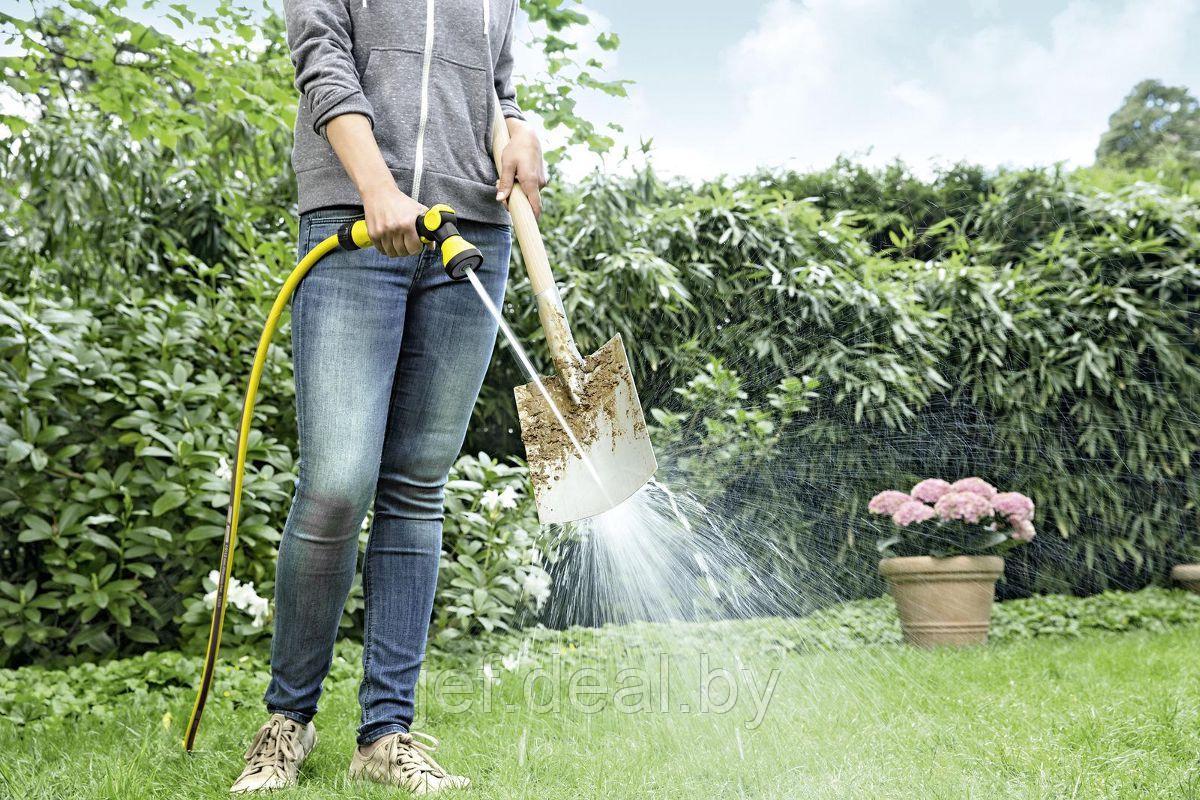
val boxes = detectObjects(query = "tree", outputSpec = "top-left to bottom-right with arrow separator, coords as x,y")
0,0 -> 627,291
0,0 -> 626,163
1095,79 -> 1200,171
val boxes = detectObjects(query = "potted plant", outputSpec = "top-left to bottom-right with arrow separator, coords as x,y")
868,477 -> 1036,647
1171,546 -> 1200,594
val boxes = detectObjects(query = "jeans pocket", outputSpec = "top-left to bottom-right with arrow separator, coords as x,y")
304,209 -> 363,226
298,218 -> 350,260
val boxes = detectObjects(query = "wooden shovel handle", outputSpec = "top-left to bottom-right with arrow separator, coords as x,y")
490,95 -> 556,297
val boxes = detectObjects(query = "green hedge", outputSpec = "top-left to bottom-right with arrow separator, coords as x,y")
5,94 -> 1200,663
0,279 -> 297,663
5,159 -> 1200,663
0,273 -> 546,666
512,166 -> 1200,604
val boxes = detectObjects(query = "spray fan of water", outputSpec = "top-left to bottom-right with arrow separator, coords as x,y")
464,266 -> 802,630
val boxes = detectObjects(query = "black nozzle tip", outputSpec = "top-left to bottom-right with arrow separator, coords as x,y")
445,250 -> 483,281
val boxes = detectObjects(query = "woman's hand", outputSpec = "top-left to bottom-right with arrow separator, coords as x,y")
362,183 -> 427,258
496,117 -> 548,219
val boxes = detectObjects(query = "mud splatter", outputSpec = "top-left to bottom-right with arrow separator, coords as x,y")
516,335 -> 633,483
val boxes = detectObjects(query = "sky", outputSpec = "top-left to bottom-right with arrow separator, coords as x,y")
563,0 -> 1200,178
3,0 -> 1199,179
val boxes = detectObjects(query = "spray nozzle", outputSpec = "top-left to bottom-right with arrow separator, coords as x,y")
417,204 -> 484,281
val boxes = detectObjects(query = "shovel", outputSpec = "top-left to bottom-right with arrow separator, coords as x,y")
490,96 -> 657,524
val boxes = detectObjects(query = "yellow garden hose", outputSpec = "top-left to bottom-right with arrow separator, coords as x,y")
184,207 -> 481,752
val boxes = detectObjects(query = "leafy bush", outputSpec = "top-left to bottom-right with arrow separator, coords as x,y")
0,0 -> 626,295
0,280 -> 297,667
519,167 -> 1200,603
435,453 -> 549,649
0,270 -> 549,665
4,0 -> 1200,664
178,569 -> 278,653
7,165 -> 1200,662
650,361 -> 818,501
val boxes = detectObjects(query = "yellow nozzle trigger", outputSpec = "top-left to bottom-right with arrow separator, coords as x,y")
420,204 -> 456,244
349,220 -> 371,249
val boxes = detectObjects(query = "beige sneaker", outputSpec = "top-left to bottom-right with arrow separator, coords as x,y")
349,731 -> 471,795
229,713 -> 318,794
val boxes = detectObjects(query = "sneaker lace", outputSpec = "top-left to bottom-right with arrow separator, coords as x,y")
392,731 -> 450,779
244,717 -> 300,772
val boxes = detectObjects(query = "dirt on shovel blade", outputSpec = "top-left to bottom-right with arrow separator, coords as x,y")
515,335 -> 653,518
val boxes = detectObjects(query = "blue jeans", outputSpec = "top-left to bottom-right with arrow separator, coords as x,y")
264,209 -> 510,745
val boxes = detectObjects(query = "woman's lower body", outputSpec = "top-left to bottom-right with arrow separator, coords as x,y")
263,208 -> 510,745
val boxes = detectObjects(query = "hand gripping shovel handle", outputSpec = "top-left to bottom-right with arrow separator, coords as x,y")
490,96 -> 586,403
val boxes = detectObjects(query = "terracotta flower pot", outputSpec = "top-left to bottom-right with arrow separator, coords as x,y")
1171,564 -> 1200,594
879,555 -> 1005,647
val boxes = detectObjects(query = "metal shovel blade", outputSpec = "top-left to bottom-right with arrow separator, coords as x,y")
515,334 -> 657,524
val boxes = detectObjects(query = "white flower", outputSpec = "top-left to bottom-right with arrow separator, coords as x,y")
202,570 -> 222,606
227,580 -> 257,610
501,639 -> 534,672
215,457 -> 232,482
497,485 -> 519,510
526,546 -> 541,566
204,572 -> 271,628
245,595 -> 270,629
522,569 -> 551,609
480,489 -> 501,511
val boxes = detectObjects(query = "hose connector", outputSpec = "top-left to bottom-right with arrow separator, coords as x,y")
335,219 -> 372,251
416,204 -> 483,281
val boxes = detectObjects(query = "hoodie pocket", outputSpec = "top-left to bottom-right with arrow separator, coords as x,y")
422,54 -> 494,187
360,47 -> 424,176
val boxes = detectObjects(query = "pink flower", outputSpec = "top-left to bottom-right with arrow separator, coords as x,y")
933,491 -> 995,524
950,477 -> 997,499
911,478 -> 953,503
892,500 -> 935,527
868,490 -> 912,516
992,492 -> 1035,523
1011,519 -> 1036,542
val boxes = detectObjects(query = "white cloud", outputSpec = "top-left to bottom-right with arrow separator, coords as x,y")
643,0 -> 1200,179
888,80 -> 947,118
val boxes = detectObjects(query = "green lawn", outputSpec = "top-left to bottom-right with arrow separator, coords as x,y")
3,614 -> 1199,799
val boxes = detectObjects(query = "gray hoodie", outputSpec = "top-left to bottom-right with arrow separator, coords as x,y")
283,0 -> 524,224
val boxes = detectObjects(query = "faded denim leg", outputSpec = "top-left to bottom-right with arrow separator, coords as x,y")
264,210 -> 423,724
357,221 -> 511,745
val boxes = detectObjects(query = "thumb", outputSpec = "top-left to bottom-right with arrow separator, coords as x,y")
496,157 -> 518,201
